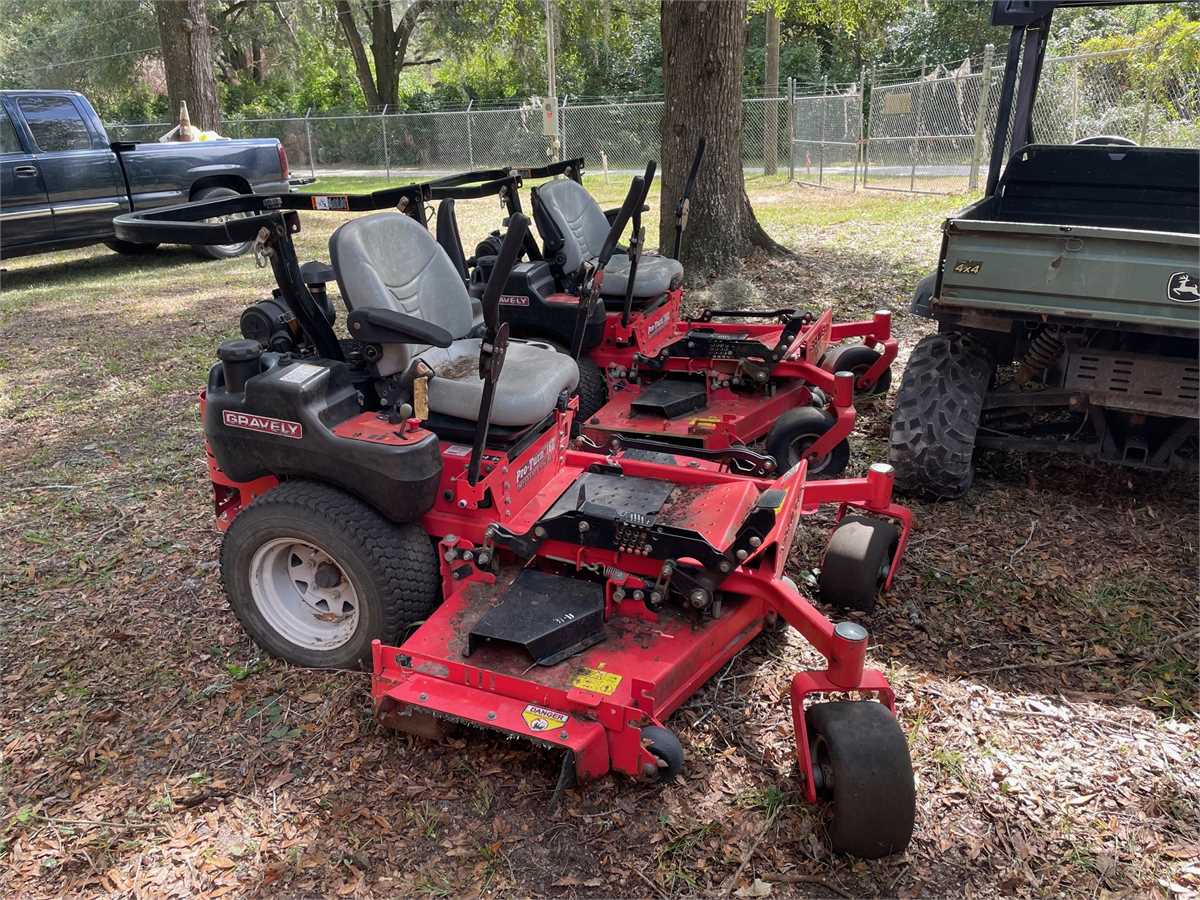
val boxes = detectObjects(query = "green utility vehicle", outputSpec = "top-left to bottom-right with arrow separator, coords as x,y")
890,0 -> 1199,498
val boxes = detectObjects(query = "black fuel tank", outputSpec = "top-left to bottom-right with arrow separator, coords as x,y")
204,356 -> 442,523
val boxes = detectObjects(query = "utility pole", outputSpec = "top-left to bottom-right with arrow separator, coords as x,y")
543,0 -> 560,159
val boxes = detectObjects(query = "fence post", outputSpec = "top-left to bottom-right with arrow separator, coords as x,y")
787,77 -> 796,182
910,66 -> 928,192
380,105 -> 390,179
558,95 -> 567,162
466,100 -> 475,168
817,77 -> 827,186
854,66 -> 865,191
304,107 -> 316,179
863,66 -> 875,189
968,43 -> 994,192
1070,55 -> 1079,143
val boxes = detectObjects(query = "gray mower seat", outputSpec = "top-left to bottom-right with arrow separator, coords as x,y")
330,212 -> 578,428
536,177 -> 683,299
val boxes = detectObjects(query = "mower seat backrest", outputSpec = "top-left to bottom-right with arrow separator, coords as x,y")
534,177 -> 611,275
330,212 -> 475,376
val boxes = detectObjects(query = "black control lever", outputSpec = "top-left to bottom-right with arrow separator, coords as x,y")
672,138 -> 705,261
620,160 -> 656,328
468,212 -> 530,486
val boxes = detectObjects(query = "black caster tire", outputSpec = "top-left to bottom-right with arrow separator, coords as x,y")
818,515 -> 899,614
889,331 -> 993,499
191,186 -> 254,259
806,700 -> 915,859
820,344 -> 892,396
765,407 -> 850,479
220,481 -> 439,669
641,726 -> 684,781
105,239 -> 160,255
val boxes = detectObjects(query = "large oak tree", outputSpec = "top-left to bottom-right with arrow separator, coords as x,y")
155,0 -> 222,131
659,0 -> 784,281
334,0 -> 440,109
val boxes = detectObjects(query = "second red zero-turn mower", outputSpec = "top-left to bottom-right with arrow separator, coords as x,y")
409,149 -> 899,477
113,183 -> 916,858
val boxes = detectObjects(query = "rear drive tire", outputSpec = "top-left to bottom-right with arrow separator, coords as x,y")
765,407 -> 850,479
573,357 -> 608,433
819,515 -> 899,614
820,344 -> 892,396
220,481 -> 439,669
105,239 -> 160,255
191,186 -> 253,259
807,701 -> 915,859
889,332 -> 993,499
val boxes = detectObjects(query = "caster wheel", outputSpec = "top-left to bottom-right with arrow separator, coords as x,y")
818,515 -> 899,614
641,726 -> 684,781
765,407 -> 850,479
821,344 -> 892,396
806,700 -> 914,859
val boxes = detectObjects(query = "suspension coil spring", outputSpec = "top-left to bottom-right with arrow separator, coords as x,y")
1016,327 -> 1065,385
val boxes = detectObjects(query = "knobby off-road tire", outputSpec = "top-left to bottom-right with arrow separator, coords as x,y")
221,480 -> 439,669
889,332 -> 993,499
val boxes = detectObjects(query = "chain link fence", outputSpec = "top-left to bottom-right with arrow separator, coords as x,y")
106,43 -> 1194,193
859,43 -> 1197,194
108,95 -> 792,180
790,85 -> 863,188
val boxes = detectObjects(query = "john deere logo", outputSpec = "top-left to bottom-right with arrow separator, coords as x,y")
1167,272 -> 1199,303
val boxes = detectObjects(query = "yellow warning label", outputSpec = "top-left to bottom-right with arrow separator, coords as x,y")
522,704 -> 569,732
571,667 -> 622,695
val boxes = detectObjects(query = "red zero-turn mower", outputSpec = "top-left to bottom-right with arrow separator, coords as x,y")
113,184 -> 916,858
416,151 -> 899,477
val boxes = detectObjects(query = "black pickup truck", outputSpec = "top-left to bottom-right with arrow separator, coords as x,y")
0,90 -> 293,261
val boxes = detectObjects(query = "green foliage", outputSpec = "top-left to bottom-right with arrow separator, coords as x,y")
1078,9 -> 1199,110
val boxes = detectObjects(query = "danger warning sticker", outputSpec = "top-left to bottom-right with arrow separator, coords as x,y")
311,194 -> 351,211
522,704 -> 569,732
571,667 -> 622,696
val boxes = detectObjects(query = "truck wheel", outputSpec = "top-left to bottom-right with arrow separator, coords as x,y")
820,344 -> 892,396
766,407 -> 850,478
889,332 -> 993,499
191,186 -> 253,259
220,481 -> 439,669
806,701 -> 915,859
105,239 -> 160,255
819,515 -> 899,614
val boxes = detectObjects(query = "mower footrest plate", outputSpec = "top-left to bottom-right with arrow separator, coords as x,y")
630,378 -> 709,419
466,569 -> 605,666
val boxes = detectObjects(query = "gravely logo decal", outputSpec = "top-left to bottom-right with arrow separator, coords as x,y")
222,410 -> 304,439
647,311 -> 670,336
499,294 -> 530,307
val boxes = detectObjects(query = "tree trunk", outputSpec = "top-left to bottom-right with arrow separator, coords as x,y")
764,5 -> 780,175
659,0 -> 786,281
335,0 -> 433,111
155,0 -> 221,132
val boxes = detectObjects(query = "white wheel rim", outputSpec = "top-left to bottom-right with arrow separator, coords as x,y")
206,210 -> 250,252
248,538 -> 360,651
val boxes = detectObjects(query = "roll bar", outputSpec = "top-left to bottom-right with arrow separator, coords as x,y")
112,182 -> 435,247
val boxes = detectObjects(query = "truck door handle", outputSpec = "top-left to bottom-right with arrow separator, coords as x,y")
14,165 -> 38,177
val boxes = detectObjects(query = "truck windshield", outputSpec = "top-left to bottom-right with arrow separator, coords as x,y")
17,96 -> 93,153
